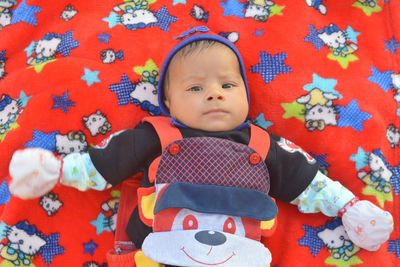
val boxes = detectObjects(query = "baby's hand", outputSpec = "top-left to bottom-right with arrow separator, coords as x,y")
9,148 -> 62,199
341,200 -> 394,251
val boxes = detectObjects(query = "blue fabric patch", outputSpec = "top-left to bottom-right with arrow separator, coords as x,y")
298,224 -> 325,256
11,0 -> 41,26
58,31 -> 80,57
109,74 -> 136,105
155,6 -> 178,32
384,37 -> 400,54
250,51 -> 292,84
336,100 -> 371,131
368,66 -> 394,92
154,182 -> 278,220
0,180 -> 11,205
388,239 -> 400,258
52,91 -> 75,113
25,130 -> 58,151
38,232 -> 64,264
304,25 -> 325,51
220,0 -> 245,17
83,239 -> 97,256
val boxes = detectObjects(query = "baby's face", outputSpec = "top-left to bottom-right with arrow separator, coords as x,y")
164,44 -> 248,132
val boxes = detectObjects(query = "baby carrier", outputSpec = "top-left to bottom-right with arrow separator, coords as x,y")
107,116 -> 278,267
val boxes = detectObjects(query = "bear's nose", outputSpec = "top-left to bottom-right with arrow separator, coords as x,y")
194,230 -> 226,246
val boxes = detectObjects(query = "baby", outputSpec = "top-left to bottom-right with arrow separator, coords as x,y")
9,26 -> 393,267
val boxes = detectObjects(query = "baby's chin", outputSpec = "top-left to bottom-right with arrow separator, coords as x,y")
189,120 -> 246,132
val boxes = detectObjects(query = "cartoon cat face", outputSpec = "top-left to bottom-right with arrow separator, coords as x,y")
7,225 -> 46,256
55,133 -> 87,155
0,0 -> 16,8
0,61 -> 5,78
0,99 -> 19,126
83,110 -> 110,136
318,30 -> 346,49
369,153 -> 392,181
0,11 -> 11,28
120,9 -> 157,26
35,37 -> 61,58
40,193 -> 63,216
130,81 -> 158,106
392,73 -> 400,90
244,4 -> 269,18
304,104 -> 337,126
386,125 -> 400,148
318,225 -> 349,249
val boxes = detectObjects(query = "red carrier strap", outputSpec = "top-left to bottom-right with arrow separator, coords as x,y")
248,124 -> 270,160
142,116 -> 182,150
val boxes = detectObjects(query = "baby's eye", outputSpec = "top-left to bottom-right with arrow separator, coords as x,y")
187,86 -> 202,92
222,83 -> 234,89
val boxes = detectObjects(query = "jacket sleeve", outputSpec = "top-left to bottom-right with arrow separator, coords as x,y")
87,122 -> 161,186
266,133 -> 320,202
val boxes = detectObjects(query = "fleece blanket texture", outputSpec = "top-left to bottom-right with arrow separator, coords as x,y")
0,0 -> 399,266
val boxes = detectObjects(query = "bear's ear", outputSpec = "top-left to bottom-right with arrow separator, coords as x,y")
83,117 -> 88,122
137,186 -> 156,227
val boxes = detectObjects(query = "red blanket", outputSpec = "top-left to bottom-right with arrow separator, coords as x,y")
0,0 -> 399,266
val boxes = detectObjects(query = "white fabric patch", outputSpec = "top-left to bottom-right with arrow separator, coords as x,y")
142,229 -> 271,267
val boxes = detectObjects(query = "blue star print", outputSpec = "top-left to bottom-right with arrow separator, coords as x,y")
11,0 -> 41,26
384,37 -> 400,54
25,130 -> 58,150
298,224 -> 326,256
220,0 -> 245,17
0,222 -> 7,239
368,66 -> 394,92
155,6 -> 177,32
103,12 -> 120,28
39,233 -> 65,265
388,239 -> 400,258
346,26 -> 360,43
303,73 -> 341,97
18,90 -> 31,107
97,32 -> 111,44
310,153 -> 330,170
58,31 -> 80,57
109,74 -> 136,105
336,100 -> 371,131
81,68 -> 101,86
91,213 -> 108,234
251,51 -> 292,84
84,240 -> 98,256
350,147 -> 369,170
52,91 -> 75,113
0,181 -> 11,205
390,165 -> 400,195
304,25 -> 324,51
173,0 -> 186,5
254,29 -> 265,37
24,41 -> 36,57
253,113 -> 273,130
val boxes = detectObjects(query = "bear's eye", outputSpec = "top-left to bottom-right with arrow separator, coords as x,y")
223,217 -> 236,234
183,215 -> 198,230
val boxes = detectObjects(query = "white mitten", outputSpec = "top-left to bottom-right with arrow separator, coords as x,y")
9,148 -> 62,199
341,200 -> 394,251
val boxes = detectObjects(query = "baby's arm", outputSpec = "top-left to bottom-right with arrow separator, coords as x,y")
8,122 -> 161,199
291,171 -> 394,251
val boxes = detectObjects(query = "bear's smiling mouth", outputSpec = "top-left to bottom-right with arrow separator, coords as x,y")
180,246 -> 236,266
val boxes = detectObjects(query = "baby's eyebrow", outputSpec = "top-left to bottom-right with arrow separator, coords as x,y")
182,75 -> 207,83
